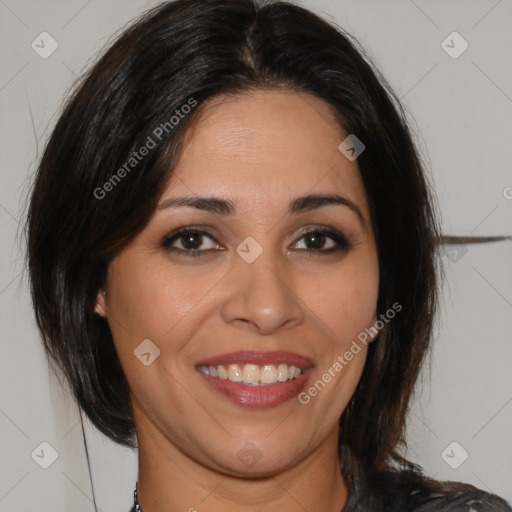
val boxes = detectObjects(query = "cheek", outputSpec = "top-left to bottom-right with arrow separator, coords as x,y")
104,256 -> 184,361
301,263 -> 376,420
304,258 -> 379,337
107,255 -> 195,331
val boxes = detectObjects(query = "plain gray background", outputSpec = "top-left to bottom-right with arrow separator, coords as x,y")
1,0 -> 511,510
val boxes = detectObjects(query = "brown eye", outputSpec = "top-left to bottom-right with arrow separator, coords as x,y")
179,232 -> 204,250
292,229 -> 349,253
303,232 -> 328,250
162,229 -> 219,256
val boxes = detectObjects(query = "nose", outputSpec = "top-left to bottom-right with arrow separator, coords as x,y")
220,246 -> 305,336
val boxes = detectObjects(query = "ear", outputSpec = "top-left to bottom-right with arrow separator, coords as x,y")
94,289 -> 107,317
367,313 -> 380,343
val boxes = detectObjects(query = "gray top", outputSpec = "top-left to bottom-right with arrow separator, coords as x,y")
338,444 -> 512,511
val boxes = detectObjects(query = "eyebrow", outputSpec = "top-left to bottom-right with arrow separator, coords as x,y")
158,193 -> 365,226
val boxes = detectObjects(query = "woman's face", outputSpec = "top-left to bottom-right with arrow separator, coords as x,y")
96,90 -> 379,475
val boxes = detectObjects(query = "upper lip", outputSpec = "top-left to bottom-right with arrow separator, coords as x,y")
195,350 -> 314,368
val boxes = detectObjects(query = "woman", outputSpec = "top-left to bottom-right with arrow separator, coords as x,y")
25,0 -> 511,510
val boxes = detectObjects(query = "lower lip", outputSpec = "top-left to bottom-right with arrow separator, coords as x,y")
197,368 -> 313,408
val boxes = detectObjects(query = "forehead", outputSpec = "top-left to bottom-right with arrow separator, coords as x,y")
165,90 -> 369,217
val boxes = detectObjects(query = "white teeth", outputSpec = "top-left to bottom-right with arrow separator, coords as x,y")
260,364 -> 277,384
277,363 -> 288,382
198,363 -> 304,385
242,364 -> 260,384
218,365 -> 228,380
228,364 -> 243,382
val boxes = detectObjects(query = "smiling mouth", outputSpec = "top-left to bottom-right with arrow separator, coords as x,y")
194,349 -> 314,407
197,363 -> 304,386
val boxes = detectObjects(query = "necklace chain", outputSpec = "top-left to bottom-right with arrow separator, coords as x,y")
134,482 -> 142,512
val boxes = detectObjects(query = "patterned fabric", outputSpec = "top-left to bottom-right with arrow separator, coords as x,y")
129,445 -> 512,511
338,444 -> 512,512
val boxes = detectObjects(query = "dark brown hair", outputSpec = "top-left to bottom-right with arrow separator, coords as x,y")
26,0 -> 486,502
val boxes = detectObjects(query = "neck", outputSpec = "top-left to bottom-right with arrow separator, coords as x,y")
135,417 -> 348,512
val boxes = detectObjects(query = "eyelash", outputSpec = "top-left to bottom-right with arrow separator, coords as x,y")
161,227 -> 350,257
